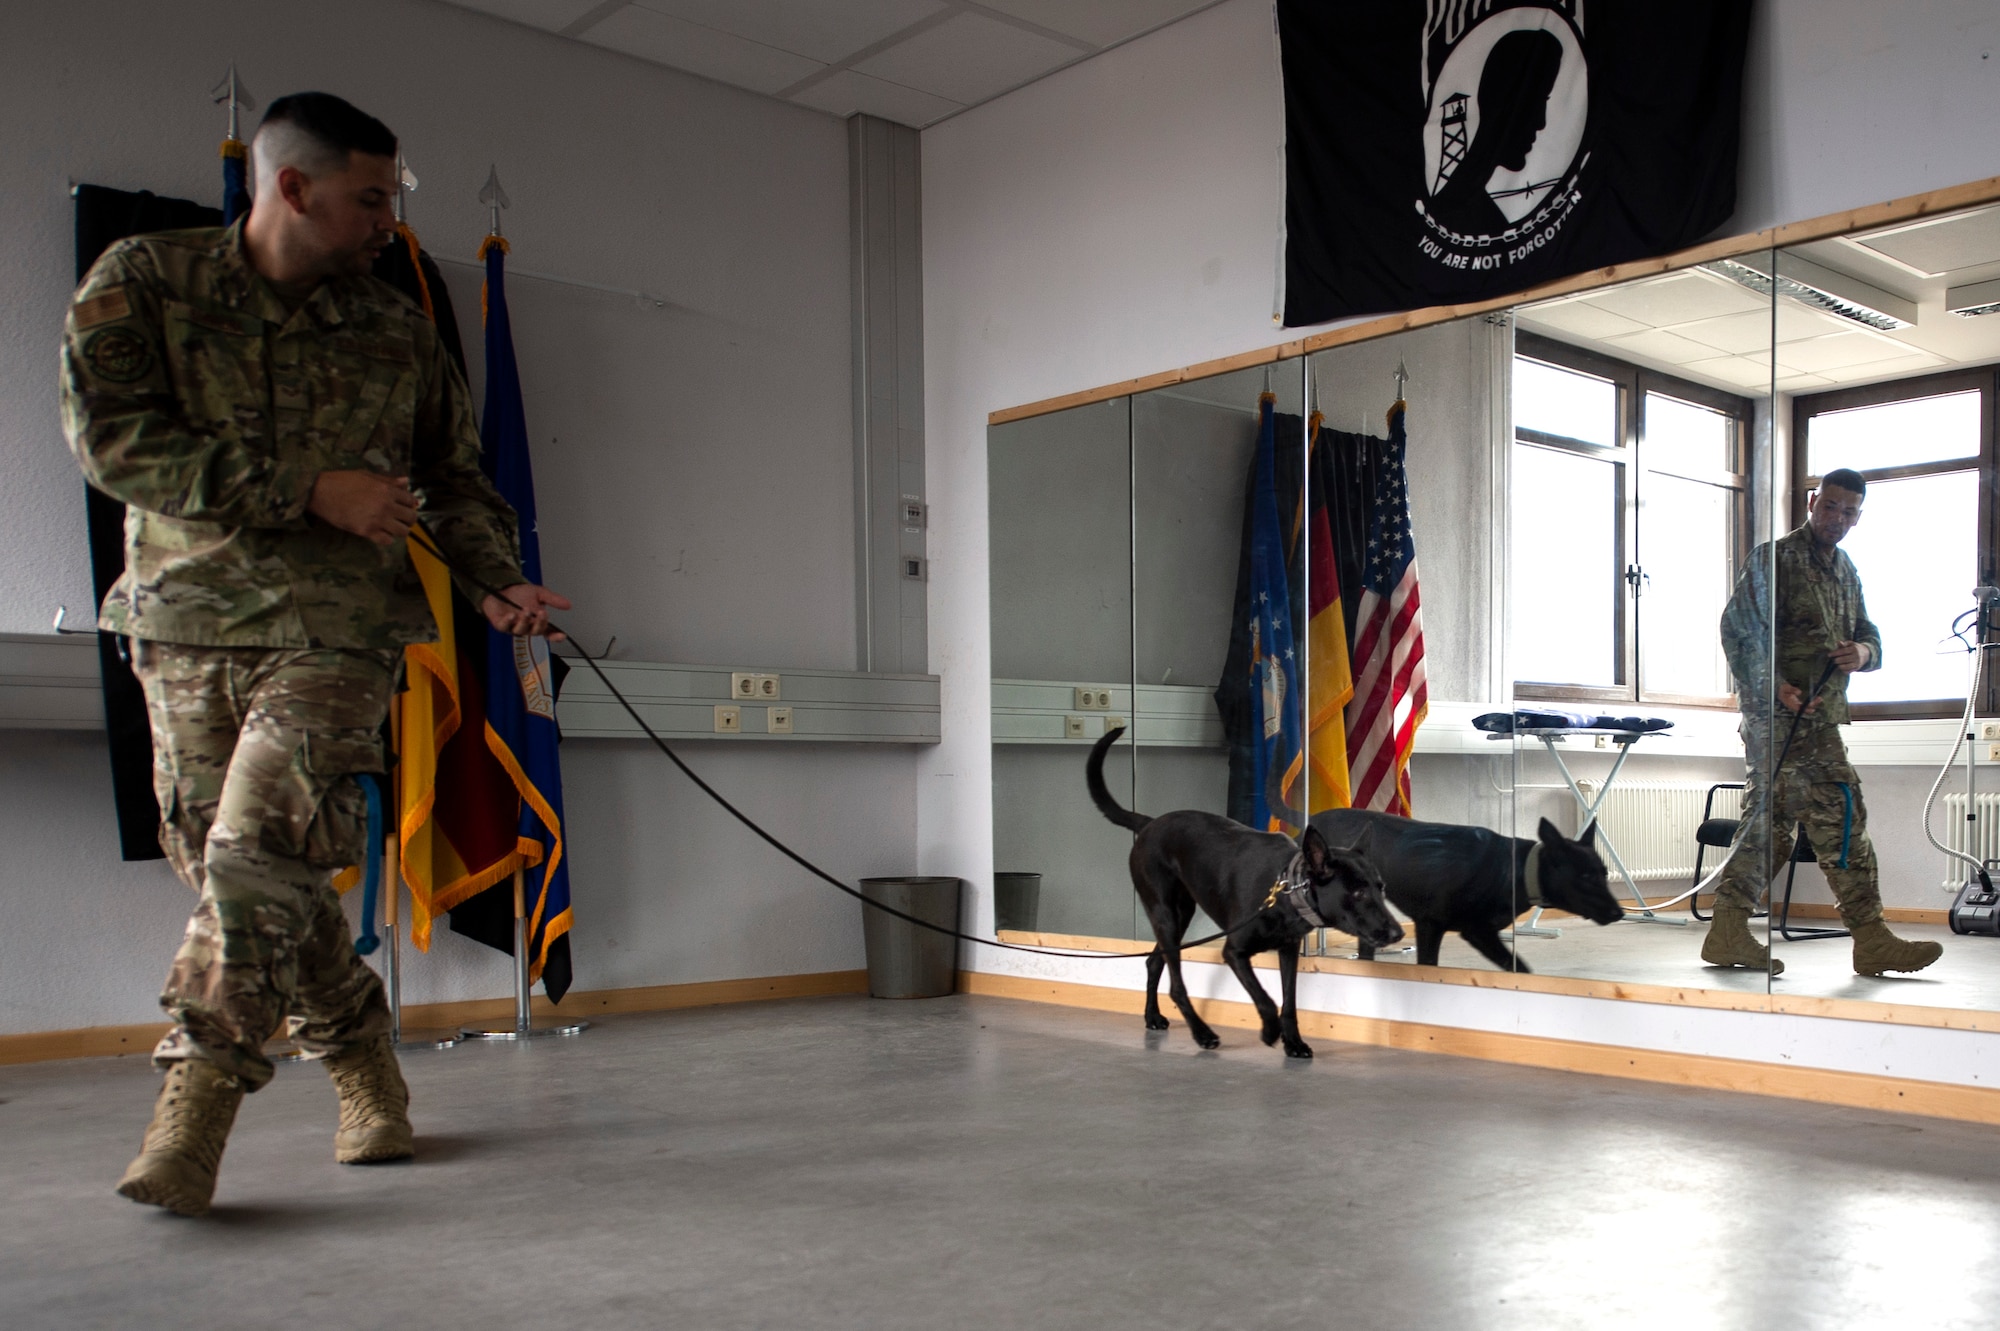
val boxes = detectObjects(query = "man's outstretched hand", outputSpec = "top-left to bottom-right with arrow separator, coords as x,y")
308,471 -> 419,546
483,583 -> 572,641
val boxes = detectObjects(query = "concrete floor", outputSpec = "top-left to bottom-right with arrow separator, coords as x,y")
5,994 -> 2000,1331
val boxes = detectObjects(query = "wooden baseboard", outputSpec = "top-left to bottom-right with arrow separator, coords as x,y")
0,969 -> 869,1068
960,971 -> 2000,1126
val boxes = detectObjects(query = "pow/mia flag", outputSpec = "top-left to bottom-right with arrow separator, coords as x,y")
1278,0 -> 1753,326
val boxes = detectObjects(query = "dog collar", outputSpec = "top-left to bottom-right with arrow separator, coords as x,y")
1256,851 -> 1320,923
1264,851 -> 1326,928
1522,843 -> 1544,907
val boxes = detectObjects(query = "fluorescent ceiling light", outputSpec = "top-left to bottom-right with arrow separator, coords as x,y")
1702,255 -> 1916,331
1948,277 -> 2000,318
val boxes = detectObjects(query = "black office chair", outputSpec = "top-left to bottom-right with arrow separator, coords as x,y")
1689,782 -> 1848,941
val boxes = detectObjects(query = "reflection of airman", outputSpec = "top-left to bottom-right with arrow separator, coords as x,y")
1706,468 -> 1942,978
62,92 -> 570,1217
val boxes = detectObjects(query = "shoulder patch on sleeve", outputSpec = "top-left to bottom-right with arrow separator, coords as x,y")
74,286 -> 132,329
82,326 -> 155,383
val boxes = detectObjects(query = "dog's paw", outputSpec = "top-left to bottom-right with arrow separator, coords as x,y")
1259,1020 -> 1282,1047
1194,1031 -> 1221,1051
1144,1013 -> 1170,1031
1283,1040 -> 1313,1060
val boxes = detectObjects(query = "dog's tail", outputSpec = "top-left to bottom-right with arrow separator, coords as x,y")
1086,726 -> 1150,833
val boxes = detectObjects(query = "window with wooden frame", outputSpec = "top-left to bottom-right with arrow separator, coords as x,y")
1511,332 -> 1752,706
1793,367 -> 1997,720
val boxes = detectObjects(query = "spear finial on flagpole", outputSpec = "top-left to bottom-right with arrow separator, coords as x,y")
209,65 -> 256,142
394,153 -> 418,225
479,164 -> 511,238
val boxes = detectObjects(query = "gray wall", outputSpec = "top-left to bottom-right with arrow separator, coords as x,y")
0,0 -> 918,1033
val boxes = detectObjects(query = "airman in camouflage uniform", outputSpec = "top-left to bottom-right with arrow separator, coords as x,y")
1707,470 -> 1941,978
61,92 -> 568,1216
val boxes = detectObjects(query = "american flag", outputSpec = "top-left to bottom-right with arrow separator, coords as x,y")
1345,401 -> 1427,814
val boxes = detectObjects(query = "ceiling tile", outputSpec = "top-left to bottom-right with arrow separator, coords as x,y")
636,0 -> 946,63
1775,331 -> 1925,375
854,11 -> 1079,104
1668,309 -> 1771,355
973,0 -> 1209,48
1588,271 -> 1768,326
437,0 -> 609,33
1679,356 -> 1776,391
1517,300 -> 1648,343
1855,205 -> 2000,278
791,69 -> 963,127
1601,327 -> 1728,365
583,4 -> 823,93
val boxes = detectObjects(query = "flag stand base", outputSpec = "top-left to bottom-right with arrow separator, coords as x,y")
380,837 -> 461,1051
459,866 -> 586,1041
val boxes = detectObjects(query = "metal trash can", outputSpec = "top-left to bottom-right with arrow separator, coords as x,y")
993,872 -> 1041,934
860,876 -> 963,999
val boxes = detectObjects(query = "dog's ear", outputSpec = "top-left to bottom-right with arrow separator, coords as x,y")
1302,824 -> 1332,877
1577,819 -> 1598,848
1537,817 -> 1570,849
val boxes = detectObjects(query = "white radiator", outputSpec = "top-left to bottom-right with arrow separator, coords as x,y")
1570,781 -> 1743,882
1938,793 -> 2000,889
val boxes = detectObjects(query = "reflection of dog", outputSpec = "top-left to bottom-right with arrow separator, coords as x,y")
1312,809 -> 1624,972
1087,728 -> 1404,1058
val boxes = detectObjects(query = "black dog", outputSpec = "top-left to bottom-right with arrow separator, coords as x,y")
1087,728 -> 1404,1058
1311,808 -> 1624,972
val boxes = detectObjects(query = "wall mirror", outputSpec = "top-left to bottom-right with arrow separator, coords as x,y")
1498,252 -> 1780,995
1762,202 -> 2000,1009
988,184 -> 2000,1034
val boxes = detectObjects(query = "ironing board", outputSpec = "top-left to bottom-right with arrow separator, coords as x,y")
1487,724 -> 1689,936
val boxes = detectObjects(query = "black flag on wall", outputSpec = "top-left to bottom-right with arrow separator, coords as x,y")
1278,0 -> 1753,326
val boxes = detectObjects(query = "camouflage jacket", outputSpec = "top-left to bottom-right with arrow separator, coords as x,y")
61,221 -> 524,649
1718,523 -> 1882,727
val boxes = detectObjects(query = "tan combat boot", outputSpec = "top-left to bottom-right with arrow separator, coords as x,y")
1701,906 -> 1785,976
116,1059 -> 245,1216
1851,920 -> 1943,976
324,1036 -> 414,1164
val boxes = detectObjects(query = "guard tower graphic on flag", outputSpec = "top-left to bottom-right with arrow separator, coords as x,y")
1434,92 -> 1469,193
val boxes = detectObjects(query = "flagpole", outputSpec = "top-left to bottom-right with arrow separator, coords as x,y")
461,864 -> 586,1040
456,169 -> 585,1043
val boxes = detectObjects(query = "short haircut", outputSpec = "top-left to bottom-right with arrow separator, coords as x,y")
1821,468 -> 1868,498
250,92 -> 397,195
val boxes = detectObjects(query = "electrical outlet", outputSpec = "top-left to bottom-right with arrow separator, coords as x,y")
1064,715 -> 1087,738
1983,722 -> 2000,742
730,672 -> 757,700
1988,742 -> 2000,762
768,706 -> 793,735
1073,687 -> 1112,710
755,673 -> 781,700
901,496 -> 926,527
714,705 -> 741,733
1103,715 -> 1126,733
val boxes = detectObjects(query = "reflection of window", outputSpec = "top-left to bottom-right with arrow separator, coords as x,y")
1795,371 -> 1993,718
1512,334 -> 1749,704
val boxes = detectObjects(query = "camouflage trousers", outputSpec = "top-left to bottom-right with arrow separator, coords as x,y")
130,641 -> 398,1091
1713,715 -> 1882,926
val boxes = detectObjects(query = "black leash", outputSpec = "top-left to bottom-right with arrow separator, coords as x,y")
403,527 -> 1257,962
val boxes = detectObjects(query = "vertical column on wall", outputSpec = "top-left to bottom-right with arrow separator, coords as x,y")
850,114 -> 928,674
